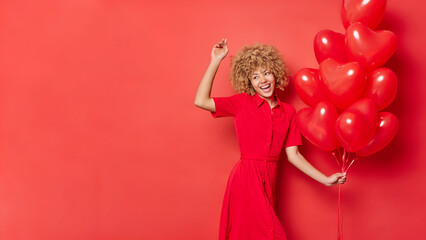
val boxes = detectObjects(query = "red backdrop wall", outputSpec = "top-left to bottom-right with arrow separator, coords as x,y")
0,0 -> 425,239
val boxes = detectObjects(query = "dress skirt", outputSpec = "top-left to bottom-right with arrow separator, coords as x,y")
219,153 -> 287,240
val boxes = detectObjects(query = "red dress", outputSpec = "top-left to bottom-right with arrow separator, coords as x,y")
211,93 -> 302,240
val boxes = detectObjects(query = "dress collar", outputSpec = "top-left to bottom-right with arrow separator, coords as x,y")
254,93 -> 281,108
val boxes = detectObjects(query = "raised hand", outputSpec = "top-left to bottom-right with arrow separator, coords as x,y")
211,38 -> 228,62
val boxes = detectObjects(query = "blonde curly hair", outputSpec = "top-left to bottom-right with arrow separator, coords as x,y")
230,43 -> 290,96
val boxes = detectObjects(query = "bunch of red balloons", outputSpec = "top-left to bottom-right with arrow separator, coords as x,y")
294,0 -> 398,172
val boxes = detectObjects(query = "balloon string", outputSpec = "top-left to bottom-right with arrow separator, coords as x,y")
337,149 -> 345,240
345,158 -> 358,173
345,151 -> 349,166
342,149 -> 347,168
345,152 -> 358,173
332,150 -> 341,168
337,184 -> 343,240
336,150 -> 358,239
337,147 -> 342,160
345,159 -> 355,173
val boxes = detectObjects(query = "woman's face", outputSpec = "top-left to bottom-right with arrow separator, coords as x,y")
250,67 -> 275,99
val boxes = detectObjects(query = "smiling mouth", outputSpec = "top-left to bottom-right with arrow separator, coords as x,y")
260,84 -> 271,91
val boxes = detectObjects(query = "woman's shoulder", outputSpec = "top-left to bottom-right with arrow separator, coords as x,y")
215,92 -> 248,100
235,92 -> 249,97
229,92 -> 250,102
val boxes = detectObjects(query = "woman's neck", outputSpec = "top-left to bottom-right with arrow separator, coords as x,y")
258,94 -> 276,108
267,97 -> 276,108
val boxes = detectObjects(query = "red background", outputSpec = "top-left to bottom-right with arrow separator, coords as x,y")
0,0 -> 425,239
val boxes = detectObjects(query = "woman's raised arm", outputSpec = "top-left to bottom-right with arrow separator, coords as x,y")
194,38 -> 228,112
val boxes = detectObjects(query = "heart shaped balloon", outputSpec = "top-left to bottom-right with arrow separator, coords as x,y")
346,22 -> 397,72
319,58 -> 366,110
359,112 -> 398,156
294,68 -> 328,107
335,98 -> 378,152
362,67 -> 398,111
314,29 -> 347,64
296,101 -> 340,151
341,0 -> 387,29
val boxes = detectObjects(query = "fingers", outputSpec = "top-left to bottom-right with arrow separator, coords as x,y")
338,174 -> 347,184
336,172 -> 346,179
215,38 -> 227,48
329,173 -> 346,185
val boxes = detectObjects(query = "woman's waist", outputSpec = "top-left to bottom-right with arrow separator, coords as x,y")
240,153 -> 280,162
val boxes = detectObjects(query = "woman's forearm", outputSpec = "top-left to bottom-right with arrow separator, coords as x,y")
194,59 -> 221,111
288,151 -> 329,185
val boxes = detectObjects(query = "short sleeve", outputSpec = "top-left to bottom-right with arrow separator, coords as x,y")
284,106 -> 303,148
210,93 -> 247,118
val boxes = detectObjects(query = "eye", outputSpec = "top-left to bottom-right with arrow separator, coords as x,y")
265,72 -> 270,75
253,76 -> 258,79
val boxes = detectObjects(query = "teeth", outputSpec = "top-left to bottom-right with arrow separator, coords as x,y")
260,84 -> 270,89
